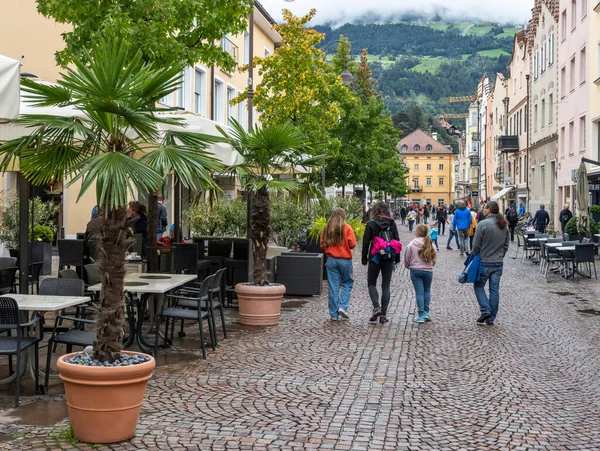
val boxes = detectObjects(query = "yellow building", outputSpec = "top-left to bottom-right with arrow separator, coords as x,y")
0,0 -> 281,238
398,129 -> 456,206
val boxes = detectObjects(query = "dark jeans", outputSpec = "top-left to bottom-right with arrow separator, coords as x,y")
509,224 -> 516,241
536,225 -> 546,233
401,217 -> 406,224
437,219 -> 446,235
474,262 -> 504,321
367,260 -> 395,315
447,230 -> 460,248
408,220 -> 415,232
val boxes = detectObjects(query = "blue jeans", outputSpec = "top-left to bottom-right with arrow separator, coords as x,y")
410,269 -> 433,317
458,229 -> 470,253
408,220 -> 415,231
326,257 -> 354,319
474,262 -> 503,321
446,230 -> 460,248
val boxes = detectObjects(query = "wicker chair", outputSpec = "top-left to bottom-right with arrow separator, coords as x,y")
58,239 -> 86,278
0,296 -> 43,406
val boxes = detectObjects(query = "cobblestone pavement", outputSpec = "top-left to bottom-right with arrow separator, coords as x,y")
2,222 -> 600,450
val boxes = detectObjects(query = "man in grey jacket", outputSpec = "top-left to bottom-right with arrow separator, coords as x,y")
470,201 -> 510,326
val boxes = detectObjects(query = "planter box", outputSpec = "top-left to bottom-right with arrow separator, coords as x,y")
275,252 -> 323,296
9,242 -> 53,275
305,237 -> 328,280
592,212 -> 600,224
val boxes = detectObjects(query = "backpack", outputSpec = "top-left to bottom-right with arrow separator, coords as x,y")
371,223 -> 402,263
506,209 -> 518,223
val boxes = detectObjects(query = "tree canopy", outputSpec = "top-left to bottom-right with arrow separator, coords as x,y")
37,0 -> 253,69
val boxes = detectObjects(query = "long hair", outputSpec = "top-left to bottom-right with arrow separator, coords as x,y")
487,201 -> 508,229
373,201 -> 390,217
322,208 -> 346,247
415,224 -> 437,263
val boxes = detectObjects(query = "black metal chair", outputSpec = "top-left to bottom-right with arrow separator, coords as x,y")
0,266 -> 17,295
0,296 -> 43,407
574,243 -> 597,279
206,239 -> 233,273
58,269 -> 79,279
224,239 -> 249,306
28,262 -> 44,294
155,275 -> 214,359
42,278 -> 95,393
58,239 -> 86,278
172,243 -> 210,279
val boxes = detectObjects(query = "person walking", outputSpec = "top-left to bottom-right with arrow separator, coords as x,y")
404,224 -> 436,323
452,201 -> 473,256
429,224 -> 439,251
362,202 -> 401,325
469,209 -> 478,252
471,201 -> 510,326
126,201 -> 149,257
400,206 -> 407,225
157,195 -> 168,238
518,202 -> 525,216
506,206 -> 519,242
423,206 -> 430,224
559,204 -> 573,235
320,208 -> 357,321
437,206 -> 447,235
446,212 -> 460,250
533,204 -> 550,233
407,209 -> 417,232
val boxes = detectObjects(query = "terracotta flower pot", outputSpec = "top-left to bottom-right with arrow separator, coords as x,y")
235,283 -> 286,326
57,351 -> 155,444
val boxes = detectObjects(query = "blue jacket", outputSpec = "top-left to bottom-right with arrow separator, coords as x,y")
453,207 -> 472,230
518,205 -> 525,215
464,253 -> 482,283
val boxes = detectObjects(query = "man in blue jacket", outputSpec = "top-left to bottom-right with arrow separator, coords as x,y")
452,201 -> 473,256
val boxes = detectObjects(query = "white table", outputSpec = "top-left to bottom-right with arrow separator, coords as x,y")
88,273 -> 197,351
545,242 -> 564,248
527,238 -> 548,242
557,246 -> 576,252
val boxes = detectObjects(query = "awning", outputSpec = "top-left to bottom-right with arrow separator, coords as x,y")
490,186 -> 515,201
0,55 -> 20,120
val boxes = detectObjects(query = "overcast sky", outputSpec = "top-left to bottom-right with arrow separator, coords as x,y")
258,0 -> 534,26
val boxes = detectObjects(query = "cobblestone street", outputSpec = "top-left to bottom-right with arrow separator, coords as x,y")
2,223 -> 600,450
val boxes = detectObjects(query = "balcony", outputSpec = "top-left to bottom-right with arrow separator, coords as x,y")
498,135 -> 519,153
411,186 -> 422,193
221,37 -> 239,65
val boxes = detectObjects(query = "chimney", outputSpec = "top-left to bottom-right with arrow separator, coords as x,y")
432,132 -> 438,141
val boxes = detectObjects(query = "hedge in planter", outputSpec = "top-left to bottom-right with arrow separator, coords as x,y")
565,216 -> 599,236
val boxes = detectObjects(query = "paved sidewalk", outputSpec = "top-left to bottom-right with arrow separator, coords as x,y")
2,223 -> 600,450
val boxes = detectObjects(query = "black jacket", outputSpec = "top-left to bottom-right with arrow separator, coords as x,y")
361,216 -> 400,264
559,208 -> 573,225
533,209 -> 550,227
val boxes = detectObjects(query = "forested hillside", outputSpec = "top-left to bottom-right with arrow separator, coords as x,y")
314,21 -> 517,122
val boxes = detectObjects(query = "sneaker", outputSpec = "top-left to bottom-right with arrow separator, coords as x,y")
369,307 -> 382,324
486,319 -> 495,326
422,312 -> 432,322
338,308 -> 350,319
379,315 -> 389,324
459,252 -> 464,256
330,317 -> 338,321
476,312 -> 491,324
413,316 -> 425,323
446,247 -> 453,250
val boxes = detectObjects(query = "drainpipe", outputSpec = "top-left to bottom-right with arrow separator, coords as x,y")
525,74 -> 530,212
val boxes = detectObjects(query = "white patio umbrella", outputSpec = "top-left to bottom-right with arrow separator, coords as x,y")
576,161 -> 590,235
0,54 -> 20,121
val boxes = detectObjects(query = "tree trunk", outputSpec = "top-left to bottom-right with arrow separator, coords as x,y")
94,207 -> 132,362
341,185 -> 345,197
147,193 -> 158,272
250,186 -> 270,284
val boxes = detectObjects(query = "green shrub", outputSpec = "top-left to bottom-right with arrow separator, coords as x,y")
30,225 -> 54,242
565,216 -> 599,235
270,198 -> 314,248
590,205 -> 600,214
187,198 -> 247,237
0,197 -> 59,249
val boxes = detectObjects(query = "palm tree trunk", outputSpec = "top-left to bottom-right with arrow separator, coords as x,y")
250,186 -> 270,284
94,207 -> 130,361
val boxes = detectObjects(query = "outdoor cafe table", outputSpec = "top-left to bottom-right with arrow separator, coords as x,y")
0,294 -> 90,386
88,273 -> 197,352
545,242 -> 564,248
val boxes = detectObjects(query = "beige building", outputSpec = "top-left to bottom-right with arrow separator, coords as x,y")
586,2 -> 600,204
0,0 -> 281,237
398,129 -> 456,206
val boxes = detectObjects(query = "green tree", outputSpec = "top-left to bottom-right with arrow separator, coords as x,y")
0,40 -> 222,361
36,0 -> 252,70
219,120 -> 322,284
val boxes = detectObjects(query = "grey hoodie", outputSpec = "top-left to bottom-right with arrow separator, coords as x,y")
471,214 -> 510,263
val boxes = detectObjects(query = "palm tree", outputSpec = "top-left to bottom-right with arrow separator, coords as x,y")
0,39 -> 223,361
219,120 -> 322,284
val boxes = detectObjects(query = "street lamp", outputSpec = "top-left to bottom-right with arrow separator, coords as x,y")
322,40 -> 354,86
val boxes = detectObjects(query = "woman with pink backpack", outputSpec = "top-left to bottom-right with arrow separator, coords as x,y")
362,201 -> 402,324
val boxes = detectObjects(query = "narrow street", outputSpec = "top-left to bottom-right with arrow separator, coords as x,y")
2,222 -> 600,450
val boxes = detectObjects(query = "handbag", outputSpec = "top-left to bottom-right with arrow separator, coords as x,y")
457,260 -> 473,284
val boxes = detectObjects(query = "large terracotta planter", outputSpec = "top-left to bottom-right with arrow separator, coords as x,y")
56,351 -> 155,444
235,283 -> 286,326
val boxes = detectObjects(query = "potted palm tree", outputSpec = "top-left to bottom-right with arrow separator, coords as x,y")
219,120 -> 321,325
0,39 -> 222,443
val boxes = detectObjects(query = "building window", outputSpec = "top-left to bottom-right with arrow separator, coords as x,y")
560,126 -> 566,156
426,177 -> 432,186
561,67 -> 567,97
227,86 -> 236,126
561,10 -> 567,40
580,47 -> 587,84
548,34 -> 554,66
194,67 -> 206,115
581,0 -> 587,18
413,178 -> 419,189
541,99 -> 546,129
571,0 -> 577,30
534,104 -> 538,132
401,145 -> 408,152
414,145 -> 420,152
569,121 -> 575,155
525,107 -> 528,133
414,164 -> 419,170
237,99 -> 247,129
439,164 -> 444,170
426,145 -> 432,152
531,167 -> 536,194
264,47 -> 271,58
580,116 -> 587,151
570,57 -> 576,91
540,164 -> 546,195
214,79 -> 224,124
439,178 -> 444,186
243,31 -> 249,65
548,94 -> 554,123
426,164 -> 432,170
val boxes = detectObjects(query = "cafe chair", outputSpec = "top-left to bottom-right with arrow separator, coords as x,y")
172,243 -> 210,280
0,296 -> 44,407
155,275 -> 214,359
574,243 -> 597,279
58,269 -> 80,279
0,266 -> 17,295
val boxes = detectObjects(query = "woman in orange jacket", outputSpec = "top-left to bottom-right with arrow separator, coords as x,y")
320,208 -> 357,321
